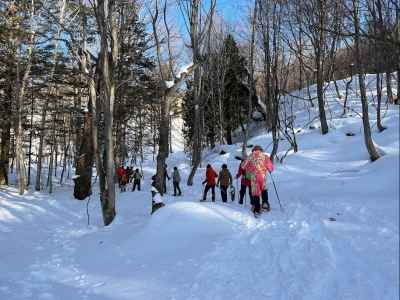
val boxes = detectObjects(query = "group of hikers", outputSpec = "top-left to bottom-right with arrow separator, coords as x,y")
118,145 -> 274,217
200,145 -> 274,216
116,164 -> 183,196
116,166 -> 143,192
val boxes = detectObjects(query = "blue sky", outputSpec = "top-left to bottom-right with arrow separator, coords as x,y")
173,0 -> 251,39
216,0 -> 250,21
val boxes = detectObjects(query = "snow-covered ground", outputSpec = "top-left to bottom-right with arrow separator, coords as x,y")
0,74 -> 399,300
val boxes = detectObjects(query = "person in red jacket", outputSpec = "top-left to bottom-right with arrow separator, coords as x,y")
236,159 -> 251,205
116,166 -> 126,191
116,166 -> 125,184
201,164 -> 218,202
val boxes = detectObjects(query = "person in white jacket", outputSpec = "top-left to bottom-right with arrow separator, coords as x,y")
151,177 -> 165,214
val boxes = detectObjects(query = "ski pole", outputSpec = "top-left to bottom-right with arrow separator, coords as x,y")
269,172 -> 283,211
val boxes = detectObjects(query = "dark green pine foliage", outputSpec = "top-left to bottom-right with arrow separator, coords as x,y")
182,34 -> 252,150
221,34 -> 249,145
113,4 -> 156,162
200,52 -> 219,149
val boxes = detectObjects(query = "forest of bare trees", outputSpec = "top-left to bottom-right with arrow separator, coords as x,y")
0,0 -> 398,225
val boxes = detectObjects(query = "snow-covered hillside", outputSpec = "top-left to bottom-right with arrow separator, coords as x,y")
1,74 -> 399,300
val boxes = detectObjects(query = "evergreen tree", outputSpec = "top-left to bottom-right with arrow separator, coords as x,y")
221,34 -> 250,144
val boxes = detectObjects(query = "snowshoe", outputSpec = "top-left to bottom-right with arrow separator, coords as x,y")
261,205 -> 270,212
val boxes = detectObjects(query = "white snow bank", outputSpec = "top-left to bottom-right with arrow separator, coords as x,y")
124,202 -> 237,260
165,80 -> 174,89
178,63 -> 193,78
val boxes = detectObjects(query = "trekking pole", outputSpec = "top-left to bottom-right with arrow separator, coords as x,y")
236,178 -> 239,202
268,172 -> 283,212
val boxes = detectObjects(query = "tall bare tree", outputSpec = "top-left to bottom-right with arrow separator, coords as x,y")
179,0 -> 216,186
11,1 -> 37,195
351,0 -> 381,161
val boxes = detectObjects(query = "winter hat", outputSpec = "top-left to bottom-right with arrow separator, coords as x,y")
252,145 -> 263,152
207,164 -> 211,168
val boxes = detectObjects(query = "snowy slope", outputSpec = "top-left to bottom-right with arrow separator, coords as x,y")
0,74 -> 399,300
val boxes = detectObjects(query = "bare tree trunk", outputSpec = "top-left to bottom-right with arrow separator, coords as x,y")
353,0 -> 380,161
27,85 -> 34,186
48,143 -> 54,193
156,94 -> 170,194
333,78 -> 342,99
97,0 -> 117,225
187,0 -> 201,186
242,0 -> 257,158
74,111 -> 94,199
270,4 -> 281,160
150,0 -> 171,194
385,72 -> 393,103
0,127 -> 11,186
14,26 -> 35,195
376,73 -> 386,132
0,84 -> 12,185
397,5 -> 400,103
59,141 -> 69,185
316,0 -> 329,135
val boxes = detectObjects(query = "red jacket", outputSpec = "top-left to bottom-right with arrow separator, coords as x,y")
236,163 -> 251,186
204,167 -> 218,186
116,167 -> 125,178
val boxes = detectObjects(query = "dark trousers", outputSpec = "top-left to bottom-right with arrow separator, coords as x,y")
203,184 -> 215,201
220,185 -> 228,202
251,189 -> 270,213
239,184 -> 251,204
173,181 -> 182,196
261,189 -> 270,209
132,179 -> 141,191
163,179 -> 167,193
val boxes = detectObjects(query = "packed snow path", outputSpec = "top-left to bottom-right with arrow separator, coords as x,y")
1,151 -> 398,300
1,75 -> 399,299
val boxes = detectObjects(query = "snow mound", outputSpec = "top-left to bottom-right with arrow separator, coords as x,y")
124,202 -> 238,260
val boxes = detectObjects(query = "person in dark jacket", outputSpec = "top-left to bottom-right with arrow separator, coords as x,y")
236,159 -> 252,205
163,164 -> 170,193
172,167 -> 182,196
201,164 -> 218,202
132,168 -> 142,191
126,166 -> 133,183
217,164 -> 232,202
